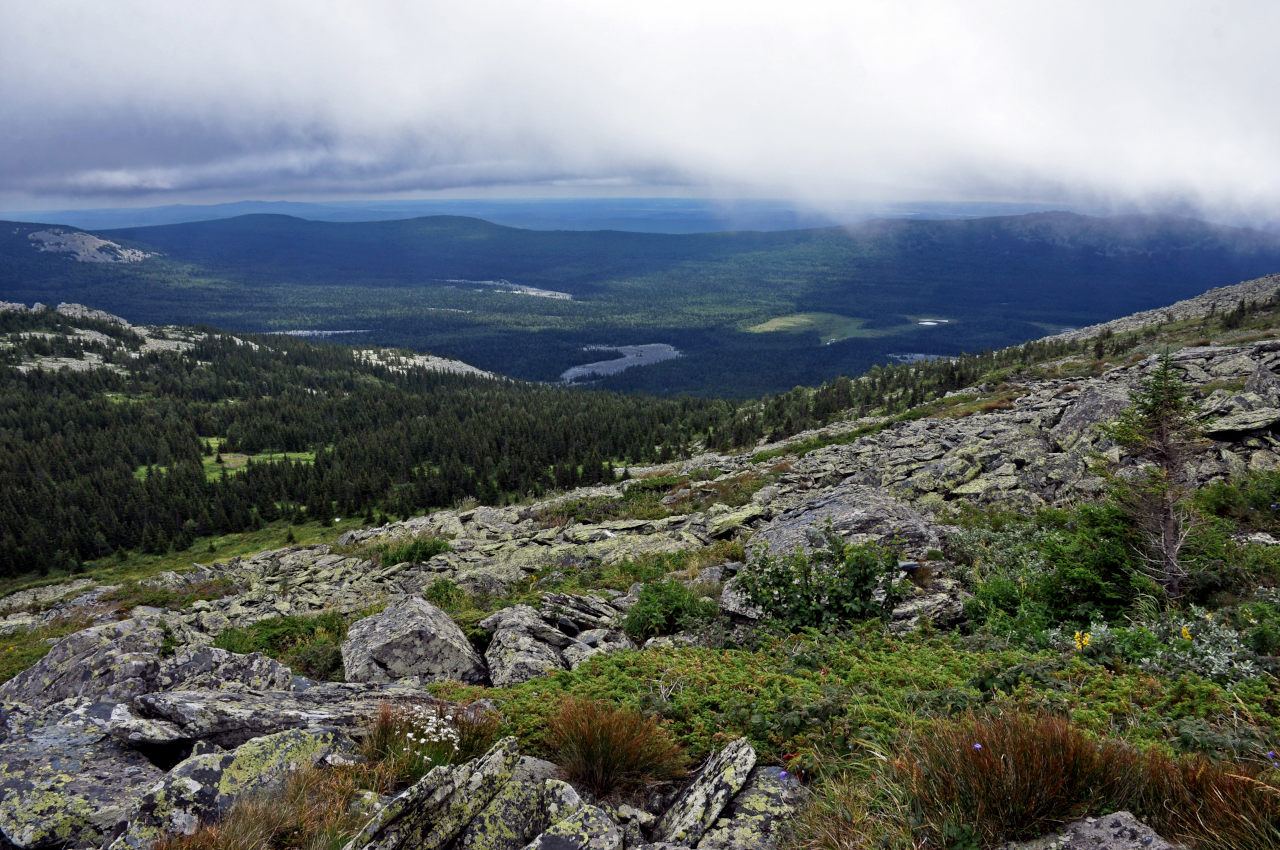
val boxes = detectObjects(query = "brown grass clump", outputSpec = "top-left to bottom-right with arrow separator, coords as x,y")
153,762 -> 386,850
891,711 -> 1280,850
546,696 -> 688,797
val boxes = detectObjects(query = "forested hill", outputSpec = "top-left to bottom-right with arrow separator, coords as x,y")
0,306 -> 744,576
5,212 -> 1280,395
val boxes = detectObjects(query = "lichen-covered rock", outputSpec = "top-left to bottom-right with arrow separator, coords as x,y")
997,811 -> 1177,850
655,738 -> 757,846
111,727 -> 356,849
707,505 -> 763,538
753,486 -> 942,557
484,628 -> 567,686
455,767 -> 583,850
0,700 -> 162,849
540,594 -> 624,631
888,576 -> 970,633
124,681 -> 442,748
521,805 -> 622,850
344,736 -> 520,850
156,646 -> 294,691
480,606 -> 577,649
342,597 -> 486,685
695,766 -> 805,850
0,618 -> 164,710
561,631 -> 635,670
107,752 -> 231,849
718,578 -> 762,620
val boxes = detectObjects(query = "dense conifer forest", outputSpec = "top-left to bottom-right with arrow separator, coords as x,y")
0,295 -> 1194,579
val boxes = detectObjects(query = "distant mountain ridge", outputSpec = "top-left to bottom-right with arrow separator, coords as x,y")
3,211 -> 1280,395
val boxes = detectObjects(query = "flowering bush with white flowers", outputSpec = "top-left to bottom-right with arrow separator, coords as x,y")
362,701 -> 462,784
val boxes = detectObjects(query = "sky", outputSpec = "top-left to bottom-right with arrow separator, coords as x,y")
2,0 -> 1279,220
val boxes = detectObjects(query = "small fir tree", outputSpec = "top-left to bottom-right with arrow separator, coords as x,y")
1102,351 -> 1203,599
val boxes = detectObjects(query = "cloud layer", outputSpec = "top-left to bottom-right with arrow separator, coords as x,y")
3,0 -> 1278,215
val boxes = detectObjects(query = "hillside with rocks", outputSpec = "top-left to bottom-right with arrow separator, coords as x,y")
5,275 -> 1280,848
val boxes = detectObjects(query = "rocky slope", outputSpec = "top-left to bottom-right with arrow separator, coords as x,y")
3,274 -> 1280,848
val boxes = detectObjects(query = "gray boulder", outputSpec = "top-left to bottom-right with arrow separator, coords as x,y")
718,578 -> 762,620
119,681 -> 444,748
753,485 -> 942,557
888,576 -> 971,633
997,811 -> 1177,850
0,618 -> 164,710
455,761 -> 583,850
480,605 -> 576,650
344,736 -> 520,850
485,629 -> 567,687
0,700 -> 162,849
155,645 -> 294,691
342,597 -> 486,685
561,631 -> 635,670
655,738 -> 758,846
540,594 -> 624,631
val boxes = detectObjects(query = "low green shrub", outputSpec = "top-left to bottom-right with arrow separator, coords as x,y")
101,577 -> 235,612
211,611 -> 348,680
622,579 -> 717,639
546,696 -> 688,796
737,522 -> 902,631
1195,470 -> 1280,534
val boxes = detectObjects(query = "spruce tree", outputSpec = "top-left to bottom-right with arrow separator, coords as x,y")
1103,351 -> 1202,599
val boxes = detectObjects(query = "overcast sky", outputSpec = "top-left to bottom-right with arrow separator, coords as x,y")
2,0 -> 1278,218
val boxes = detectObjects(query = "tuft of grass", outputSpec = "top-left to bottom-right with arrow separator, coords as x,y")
546,696 -> 688,797
211,611 -> 349,681
894,711 -> 1135,845
376,535 -> 453,565
890,711 -> 1280,850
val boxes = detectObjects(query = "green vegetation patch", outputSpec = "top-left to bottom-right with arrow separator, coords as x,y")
211,611 -> 351,681
745,312 -> 870,344
100,577 -> 236,613
430,627 -> 1280,774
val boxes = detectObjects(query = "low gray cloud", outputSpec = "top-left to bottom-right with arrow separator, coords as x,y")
2,0 -> 1278,217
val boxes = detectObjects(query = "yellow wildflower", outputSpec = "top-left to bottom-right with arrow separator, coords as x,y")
1073,631 -> 1091,651
1181,625 -> 1192,640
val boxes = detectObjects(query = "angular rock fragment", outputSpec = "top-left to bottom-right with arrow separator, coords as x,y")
695,766 -> 805,850
655,738 -> 757,846
342,597 -> 486,685
110,727 -> 355,849
0,618 -> 164,710
344,736 -> 520,850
